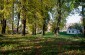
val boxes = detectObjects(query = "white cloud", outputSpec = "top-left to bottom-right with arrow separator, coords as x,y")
66,14 -> 82,23
66,6 -> 82,24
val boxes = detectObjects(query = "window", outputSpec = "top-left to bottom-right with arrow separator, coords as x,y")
69,31 -> 70,33
72,31 -> 74,33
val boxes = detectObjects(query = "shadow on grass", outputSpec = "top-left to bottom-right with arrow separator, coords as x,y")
0,34 -> 4,37
0,34 -> 85,55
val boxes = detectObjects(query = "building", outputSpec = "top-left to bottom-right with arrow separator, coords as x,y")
67,28 -> 81,34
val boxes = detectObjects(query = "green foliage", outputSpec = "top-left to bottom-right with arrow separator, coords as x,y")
25,0 -> 55,33
3,0 -> 13,19
0,0 -> 84,35
50,0 -> 71,32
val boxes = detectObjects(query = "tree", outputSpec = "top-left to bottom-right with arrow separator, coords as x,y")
81,1 -> 85,35
51,0 -> 71,35
0,0 -> 4,34
27,0 -> 39,35
70,0 -> 85,35
15,0 -> 21,34
54,0 -> 62,35
11,0 -> 14,34
0,0 -> 12,34
40,0 -> 55,35
26,0 -> 55,35
17,12 -> 20,34
20,0 -> 28,36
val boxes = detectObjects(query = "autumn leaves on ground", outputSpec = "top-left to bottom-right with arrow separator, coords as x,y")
0,33 -> 85,55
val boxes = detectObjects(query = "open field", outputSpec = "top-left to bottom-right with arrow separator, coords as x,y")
0,33 -> 85,55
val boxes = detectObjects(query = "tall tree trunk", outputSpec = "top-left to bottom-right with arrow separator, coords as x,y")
84,26 -> 85,36
42,22 -> 45,35
22,19 -> 26,36
32,23 -> 36,35
55,0 -> 61,35
17,12 -> 20,34
33,14 -> 36,35
82,5 -> 85,36
40,0 -> 45,35
32,26 -> 34,35
54,26 -> 59,35
34,23 -> 36,35
12,19 -> 14,34
12,2 -> 14,35
1,19 -> 6,34
55,11 -> 61,35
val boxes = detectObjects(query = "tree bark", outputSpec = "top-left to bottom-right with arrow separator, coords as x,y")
32,26 -> 34,35
54,27 -> 59,35
42,23 -> 45,35
34,23 -> 36,35
82,5 -> 85,36
12,2 -> 14,35
12,19 -> 14,34
32,23 -> 36,35
55,0 -> 61,35
84,26 -> 85,36
22,19 -> 26,36
1,19 -> 6,34
17,12 -> 20,34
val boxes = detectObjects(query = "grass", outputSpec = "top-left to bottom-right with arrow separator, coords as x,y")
0,32 -> 85,55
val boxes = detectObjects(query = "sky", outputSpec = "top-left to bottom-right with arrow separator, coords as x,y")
66,6 -> 82,24
66,14 -> 82,23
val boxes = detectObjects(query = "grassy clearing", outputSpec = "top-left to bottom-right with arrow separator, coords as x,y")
0,33 -> 85,55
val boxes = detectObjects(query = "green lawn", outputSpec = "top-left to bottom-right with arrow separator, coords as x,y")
0,33 -> 85,55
